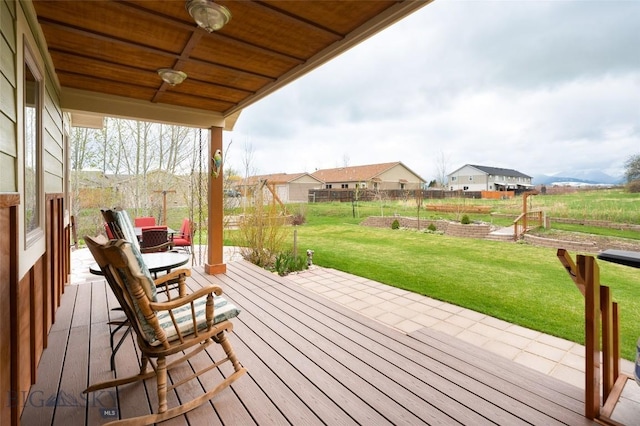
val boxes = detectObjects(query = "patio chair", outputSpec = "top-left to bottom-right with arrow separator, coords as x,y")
84,235 -> 246,425
134,216 -> 156,227
140,226 -> 173,253
102,208 -> 187,367
172,218 -> 192,253
103,209 -> 171,254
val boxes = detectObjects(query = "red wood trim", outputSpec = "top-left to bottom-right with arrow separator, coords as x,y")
0,193 -> 20,208
16,272 -> 32,417
0,204 -> 17,425
45,192 -> 64,200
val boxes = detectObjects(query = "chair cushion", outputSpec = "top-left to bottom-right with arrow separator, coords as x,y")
106,209 -> 158,301
153,295 -> 240,346
107,240 -> 159,343
172,237 -> 190,246
134,216 -> 156,227
114,210 -> 142,251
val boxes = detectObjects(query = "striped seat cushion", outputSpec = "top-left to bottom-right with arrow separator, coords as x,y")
152,295 -> 240,346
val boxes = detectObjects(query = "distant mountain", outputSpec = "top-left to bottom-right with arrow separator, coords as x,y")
533,170 -> 623,186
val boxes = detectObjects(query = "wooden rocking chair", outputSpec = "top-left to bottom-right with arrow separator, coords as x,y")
84,235 -> 247,425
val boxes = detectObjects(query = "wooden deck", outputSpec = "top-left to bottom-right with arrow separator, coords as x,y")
21,260 -> 595,425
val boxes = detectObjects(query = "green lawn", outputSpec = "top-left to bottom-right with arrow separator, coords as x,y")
82,189 -> 640,360
225,194 -> 640,360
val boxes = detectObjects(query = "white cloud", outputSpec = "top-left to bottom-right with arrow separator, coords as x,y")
226,0 -> 640,182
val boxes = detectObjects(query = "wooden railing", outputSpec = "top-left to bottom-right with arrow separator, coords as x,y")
513,210 -> 544,240
557,249 -> 630,423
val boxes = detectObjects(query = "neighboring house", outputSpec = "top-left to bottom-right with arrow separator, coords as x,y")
311,162 -> 425,191
447,164 -> 534,192
240,173 -> 324,203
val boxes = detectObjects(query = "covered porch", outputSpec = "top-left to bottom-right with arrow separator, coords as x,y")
21,251 -> 594,425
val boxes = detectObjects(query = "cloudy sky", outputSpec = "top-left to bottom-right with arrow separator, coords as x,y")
223,1 -> 640,183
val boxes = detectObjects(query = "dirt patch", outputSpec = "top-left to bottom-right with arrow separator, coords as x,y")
528,229 -> 640,252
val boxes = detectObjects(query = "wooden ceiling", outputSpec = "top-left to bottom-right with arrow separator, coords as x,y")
30,0 -> 430,129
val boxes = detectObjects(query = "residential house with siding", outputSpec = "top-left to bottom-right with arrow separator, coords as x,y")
239,172 -> 323,203
447,164 -> 534,192
312,162 -> 425,191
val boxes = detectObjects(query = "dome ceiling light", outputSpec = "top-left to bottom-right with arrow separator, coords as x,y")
186,0 -> 231,32
157,68 -> 188,86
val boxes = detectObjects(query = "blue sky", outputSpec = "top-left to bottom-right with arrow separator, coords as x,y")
224,0 -> 640,182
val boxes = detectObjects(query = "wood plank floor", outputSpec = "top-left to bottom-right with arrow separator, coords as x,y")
22,260 -> 596,425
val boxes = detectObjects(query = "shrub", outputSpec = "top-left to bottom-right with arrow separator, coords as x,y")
234,192 -> 287,269
461,215 -> 471,224
273,252 -> 308,276
427,223 -> 437,232
391,219 -> 400,229
627,180 -> 640,193
291,211 -> 306,226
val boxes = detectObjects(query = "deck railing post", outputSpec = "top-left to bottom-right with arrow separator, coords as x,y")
558,250 -> 629,423
579,254 -> 601,419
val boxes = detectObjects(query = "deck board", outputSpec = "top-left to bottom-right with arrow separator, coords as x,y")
23,260 -> 596,425
225,261 -> 584,425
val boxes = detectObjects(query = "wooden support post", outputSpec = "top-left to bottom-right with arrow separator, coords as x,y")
153,190 -> 176,226
205,126 -> 226,275
578,254 -> 601,420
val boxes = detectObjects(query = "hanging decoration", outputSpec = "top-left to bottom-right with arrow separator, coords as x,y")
211,149 -> 222,178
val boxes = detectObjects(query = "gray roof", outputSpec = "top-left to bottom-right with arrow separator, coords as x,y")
467,165 -> 531,179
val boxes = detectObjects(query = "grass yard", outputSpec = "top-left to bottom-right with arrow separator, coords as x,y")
286,220 -> 640,361
80,188 -> 640,359
224,190 -> 640,360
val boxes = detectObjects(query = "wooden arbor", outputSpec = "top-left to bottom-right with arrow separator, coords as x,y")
513,190 -> 544,240
557,249 -> 630,423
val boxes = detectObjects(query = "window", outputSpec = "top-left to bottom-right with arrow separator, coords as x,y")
469,176 -> 473,181
24,44 -> 43,243
451,176 -> 457,182
341,184 -> 348,189
325,184 -> 332,189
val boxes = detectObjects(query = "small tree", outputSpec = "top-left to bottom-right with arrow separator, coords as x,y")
624,154 -> 640,183
234,183 -> 287,268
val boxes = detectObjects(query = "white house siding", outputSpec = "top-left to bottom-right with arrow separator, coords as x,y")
448,165 -> 533,192
448,165 -> 491,191
42,78 -> 64,193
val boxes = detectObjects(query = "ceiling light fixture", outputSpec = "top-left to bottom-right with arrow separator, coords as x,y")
186,0 -> 231,32
157,68 -> 188,86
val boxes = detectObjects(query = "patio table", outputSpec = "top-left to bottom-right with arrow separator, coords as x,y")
89,251 -> 189,276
